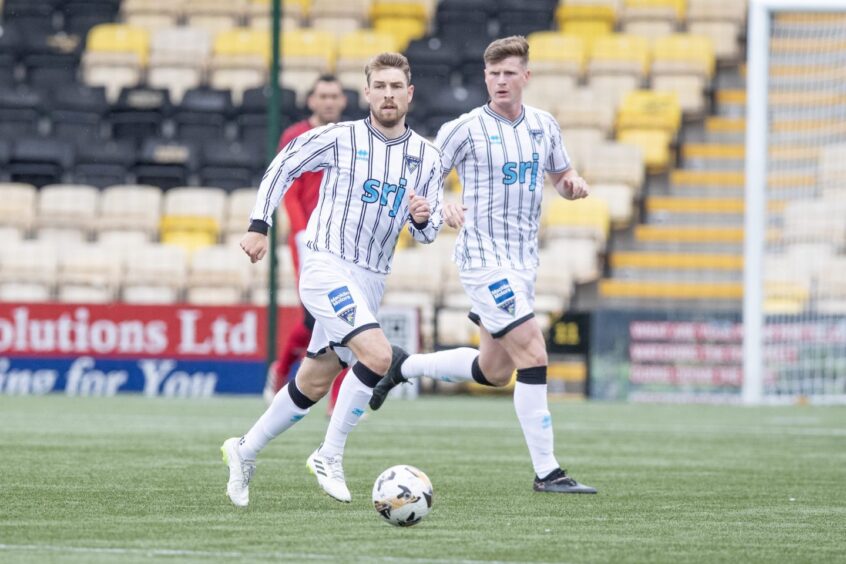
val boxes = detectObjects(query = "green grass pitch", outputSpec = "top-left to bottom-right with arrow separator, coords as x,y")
1,395 -> 844,563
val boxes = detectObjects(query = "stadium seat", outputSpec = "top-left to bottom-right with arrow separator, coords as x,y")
336,31 -> 399,95
555,87 -> 615,137
172,87 -> 234,141
617,90 -> 682,134
8,138 -> 74,187
57,243 -> 123,303
36,183 -> 100,242
73,139 -> 134,188
590,182 -> 636,228
543,196 -> 610,249
122,243 -> 188,303
495,0 -> 557,38
651,34 -> 715,117
247,0 -> 302,31
121,0 -> 182,31
160,186 -> 227,252
555,3 -> 616,39
310,0 -> 370,38
545,237 -> 602,284
62,0 -> 121,37
81,51 -> 143,102
22,35 -> 82,88
86,23 -> 150,64
280,30 -> 337,103
109,86 -> 172,142
617,128 -> 673,173
588,34 -> 651,82
186,244 -> 251,304
0,85 -> 44,138
97,184 -> 163,242
147,27 -> 212,104
237,85 -> 298,150
0,182 -> 37,233
0,240 -> 59,298
559,128 -> 604,172
534,252 -> 574,313
582,141 -> 645,192
619,0 -> 685,33
183,0 -> 248,34
403,36 -> 458,83
49,84 -> 107,142
200,140 -> 263,190
225,187 -> 289,243
423,84 -> 487,137
134,138 -> 198,189
435,0 -> 492,44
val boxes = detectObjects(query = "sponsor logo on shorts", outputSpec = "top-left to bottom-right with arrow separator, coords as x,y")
328,287 -> 357,326
488,279 -> 516,317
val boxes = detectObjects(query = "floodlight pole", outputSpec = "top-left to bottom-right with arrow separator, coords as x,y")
266,0 -> 282,370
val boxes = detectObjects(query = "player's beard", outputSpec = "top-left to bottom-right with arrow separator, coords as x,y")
372,105 -> 406,128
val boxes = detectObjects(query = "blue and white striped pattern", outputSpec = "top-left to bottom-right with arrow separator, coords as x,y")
251,117 -> 444,274
436,104 -> 571,271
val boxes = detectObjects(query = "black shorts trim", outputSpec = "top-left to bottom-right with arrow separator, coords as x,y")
468,312 -> 482,326
306,346 -> 348,369
340,322 -> 380,345
491,313 -> 535,339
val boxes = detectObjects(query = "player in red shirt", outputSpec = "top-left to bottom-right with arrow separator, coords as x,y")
264,75 -> 349,414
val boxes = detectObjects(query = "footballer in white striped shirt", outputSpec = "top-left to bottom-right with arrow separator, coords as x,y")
369,37 -> 598,495
225,53 -> 444,507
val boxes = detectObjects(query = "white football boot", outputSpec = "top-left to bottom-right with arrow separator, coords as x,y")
306,446 -> 351,503
221,437 -> 256,507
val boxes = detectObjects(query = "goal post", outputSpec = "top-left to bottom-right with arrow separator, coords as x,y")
744,0 -> 846,404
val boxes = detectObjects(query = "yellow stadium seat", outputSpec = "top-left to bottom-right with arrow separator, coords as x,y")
373,17 -> 426,51
558,20 -> 611,51
371,1 -> 428,22
622,0 -> 685,21
652,34 -> 715,79
282,29 -> 336,70
527,32 -> 586,77
555,4 -> 616,33
87,24 -> 150,65
160,216 -> 220,253
617,90 -> 682,134
183,0 -> 248,34
617,128 -> 673,173
213,28 -> 270,59
543,197 -> 611,247
588,34 -> 650,78
337,30 -> 399,62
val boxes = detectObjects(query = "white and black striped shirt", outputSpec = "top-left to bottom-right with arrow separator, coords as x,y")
251,117 -> 444,274
436,104 -> 571,271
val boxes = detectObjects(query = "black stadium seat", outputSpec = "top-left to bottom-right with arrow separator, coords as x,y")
134,138 -> 198,189
110,86 -> 172,143
0,85 -> 44,137
238,86 -> 298,151
0,53 -> 15,85
436,0 -> 492,42
0,139 -> 10,181
173,87 -> 233,142
424,84 -> 488,135
496,0 -> 557,37
8,137 -> 74,186
405,37 -> 458,82
50,83 -> 107,141
61,0 -> 121,36
73,139 -> 134,187
2,1 -> 60,36
200,140 -> 263,190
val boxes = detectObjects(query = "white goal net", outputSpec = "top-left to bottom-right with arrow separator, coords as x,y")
744,0 -> 846,404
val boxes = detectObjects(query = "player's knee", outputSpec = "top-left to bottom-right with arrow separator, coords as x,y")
486,367 -> 515,387
359,344 -> 391,376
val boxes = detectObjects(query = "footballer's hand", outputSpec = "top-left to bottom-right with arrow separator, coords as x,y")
561,175 -> 590,200
240,231 -> 268,263
443,202 -> 467,229
408,189 -> 431,224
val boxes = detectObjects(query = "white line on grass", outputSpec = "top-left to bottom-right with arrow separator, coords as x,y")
0,544 -> 564,564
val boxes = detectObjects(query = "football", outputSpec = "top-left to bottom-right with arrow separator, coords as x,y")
372,465 -> 434,527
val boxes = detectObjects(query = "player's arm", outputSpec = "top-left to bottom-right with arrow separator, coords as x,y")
241,126 -> 338,263
434,120 -> 471,229
549,168 -> 590,200
545,117 -> 589,201
407,158 -> 444,244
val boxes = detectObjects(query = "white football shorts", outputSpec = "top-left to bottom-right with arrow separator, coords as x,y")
459,267 -> 536,338
299,250 -> 385,366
